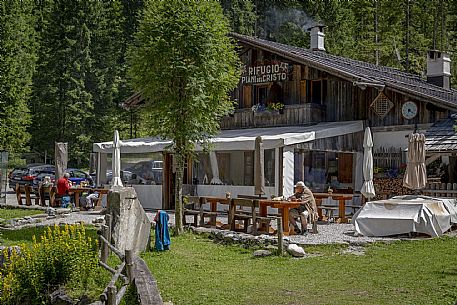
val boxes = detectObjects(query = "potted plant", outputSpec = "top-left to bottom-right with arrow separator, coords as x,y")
251,103 -> 266,113
266,102 -> 285,114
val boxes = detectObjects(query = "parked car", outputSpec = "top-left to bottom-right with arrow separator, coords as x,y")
106,170 -> 147,185
9,164 -> 55,189
124,160 -> 163,184
31,168 -> 94,191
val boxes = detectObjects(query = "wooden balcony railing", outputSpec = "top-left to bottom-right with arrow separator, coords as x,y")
220,103 -> 325,130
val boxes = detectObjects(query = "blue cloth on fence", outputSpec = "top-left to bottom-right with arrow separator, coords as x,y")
154,210 -> 170,251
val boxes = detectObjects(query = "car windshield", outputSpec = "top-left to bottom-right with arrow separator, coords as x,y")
11,169 -> 25,176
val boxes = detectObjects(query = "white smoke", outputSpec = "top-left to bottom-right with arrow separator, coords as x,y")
260,6 -> 315,39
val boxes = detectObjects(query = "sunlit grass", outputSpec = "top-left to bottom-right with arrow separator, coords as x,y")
143,233 -> 457,305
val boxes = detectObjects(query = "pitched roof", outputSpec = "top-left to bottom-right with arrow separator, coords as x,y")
425,114 -> 457,152
231,33 -> 457,110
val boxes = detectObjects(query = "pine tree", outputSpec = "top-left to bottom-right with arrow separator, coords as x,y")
0,0 -> 37,158
31,0 -> 131,165
220,0 -> 257,35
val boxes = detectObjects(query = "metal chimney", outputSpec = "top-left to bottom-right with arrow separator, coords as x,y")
427,50 -> 451,89
308,25 -> 325,52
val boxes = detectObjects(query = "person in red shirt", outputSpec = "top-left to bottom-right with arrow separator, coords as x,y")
56,172 -> 71,196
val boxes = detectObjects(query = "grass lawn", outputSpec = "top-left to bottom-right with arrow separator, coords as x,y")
143,233 -> 457,305
0,225 -> 99,246
0,207 -> 45,220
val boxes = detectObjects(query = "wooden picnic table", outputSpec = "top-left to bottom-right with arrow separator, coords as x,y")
312,193 -> 354,223
257,200 -> 301,236
200,196 -> 230,226
68,187 -> 109,208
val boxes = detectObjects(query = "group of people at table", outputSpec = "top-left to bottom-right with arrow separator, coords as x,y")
54,173 -> 100,210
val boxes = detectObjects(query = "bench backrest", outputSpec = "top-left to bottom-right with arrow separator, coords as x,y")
231,198 -> 257,208
184,196 -> 201,209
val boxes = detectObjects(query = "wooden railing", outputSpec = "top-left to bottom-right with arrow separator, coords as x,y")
91,214 -> 163,305
220,104 -> 325,129
422,182 -> 457,198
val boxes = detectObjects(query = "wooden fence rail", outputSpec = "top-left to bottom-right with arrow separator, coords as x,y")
90,214 -> 135,305
373,147 -> 406,170
422,182 -> 457,198
90,213 -> 164,305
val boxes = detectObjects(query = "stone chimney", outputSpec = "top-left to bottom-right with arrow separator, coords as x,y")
427,50 -> 451,89
308,25 -> 325,52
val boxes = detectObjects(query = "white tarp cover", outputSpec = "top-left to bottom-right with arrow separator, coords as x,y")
352,195 -> 457,237
93,121 -> 363,153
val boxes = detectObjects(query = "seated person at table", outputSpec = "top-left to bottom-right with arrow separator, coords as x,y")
288,181 -> 318,235
57,173 -> 71,196
56,173 -> 72,208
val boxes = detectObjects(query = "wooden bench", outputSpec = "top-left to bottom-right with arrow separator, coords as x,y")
318,205 -> 338,224
183,196 -> 201,227
229,198 -> 275,235
15,183 -> 40,206
345,204 -> 362,215
199,197 -> 220,227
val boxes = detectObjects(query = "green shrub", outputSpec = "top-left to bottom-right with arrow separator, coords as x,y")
0,224 -> 99,305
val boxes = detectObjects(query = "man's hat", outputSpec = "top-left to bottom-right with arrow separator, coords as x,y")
294,181 -> 305,187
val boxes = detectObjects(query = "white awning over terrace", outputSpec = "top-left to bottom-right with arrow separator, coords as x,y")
93,120 -> 364,153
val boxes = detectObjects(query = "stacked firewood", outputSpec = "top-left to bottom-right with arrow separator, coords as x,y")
373,177 -> 414,200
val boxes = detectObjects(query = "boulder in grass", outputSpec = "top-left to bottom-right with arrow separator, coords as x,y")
287,244 -> 306,257
253,250 -> 272,257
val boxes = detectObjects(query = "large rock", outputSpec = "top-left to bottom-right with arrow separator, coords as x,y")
287,244 -> 306,257
49,288 -> 74,305
108,186 -> 151,255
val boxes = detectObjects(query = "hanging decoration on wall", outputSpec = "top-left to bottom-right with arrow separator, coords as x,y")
370,91 -> 394,119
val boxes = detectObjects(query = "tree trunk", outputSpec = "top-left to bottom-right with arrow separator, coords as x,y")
174,153 -> 184,234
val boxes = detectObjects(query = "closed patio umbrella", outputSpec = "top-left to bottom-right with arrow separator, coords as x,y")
209,151 -> 223,184
361,127 -> 376,200
254,136 -> 265,196
403,133 -> 427,190
111,130 -> 123,187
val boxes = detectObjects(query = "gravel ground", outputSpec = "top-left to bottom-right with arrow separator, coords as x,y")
156,212 -> 399,245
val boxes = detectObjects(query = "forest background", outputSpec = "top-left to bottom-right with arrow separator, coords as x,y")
1,0 -> 456,166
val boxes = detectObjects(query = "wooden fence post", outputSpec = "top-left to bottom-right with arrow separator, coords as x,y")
125,249 -> 135,284
277,217 -> 284,256
107,285 -> 116,305
105,214 -> 112,248
101,224 -> 109,263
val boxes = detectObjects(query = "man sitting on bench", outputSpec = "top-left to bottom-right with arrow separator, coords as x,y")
288,181 -> 317,235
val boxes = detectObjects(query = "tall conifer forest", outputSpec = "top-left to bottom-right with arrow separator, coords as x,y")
1,0 -> 456,165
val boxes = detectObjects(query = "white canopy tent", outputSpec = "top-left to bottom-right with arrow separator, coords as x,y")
93,120 -> 363,208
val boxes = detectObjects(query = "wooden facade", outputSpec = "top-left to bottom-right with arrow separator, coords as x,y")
222,46 -> 450,131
